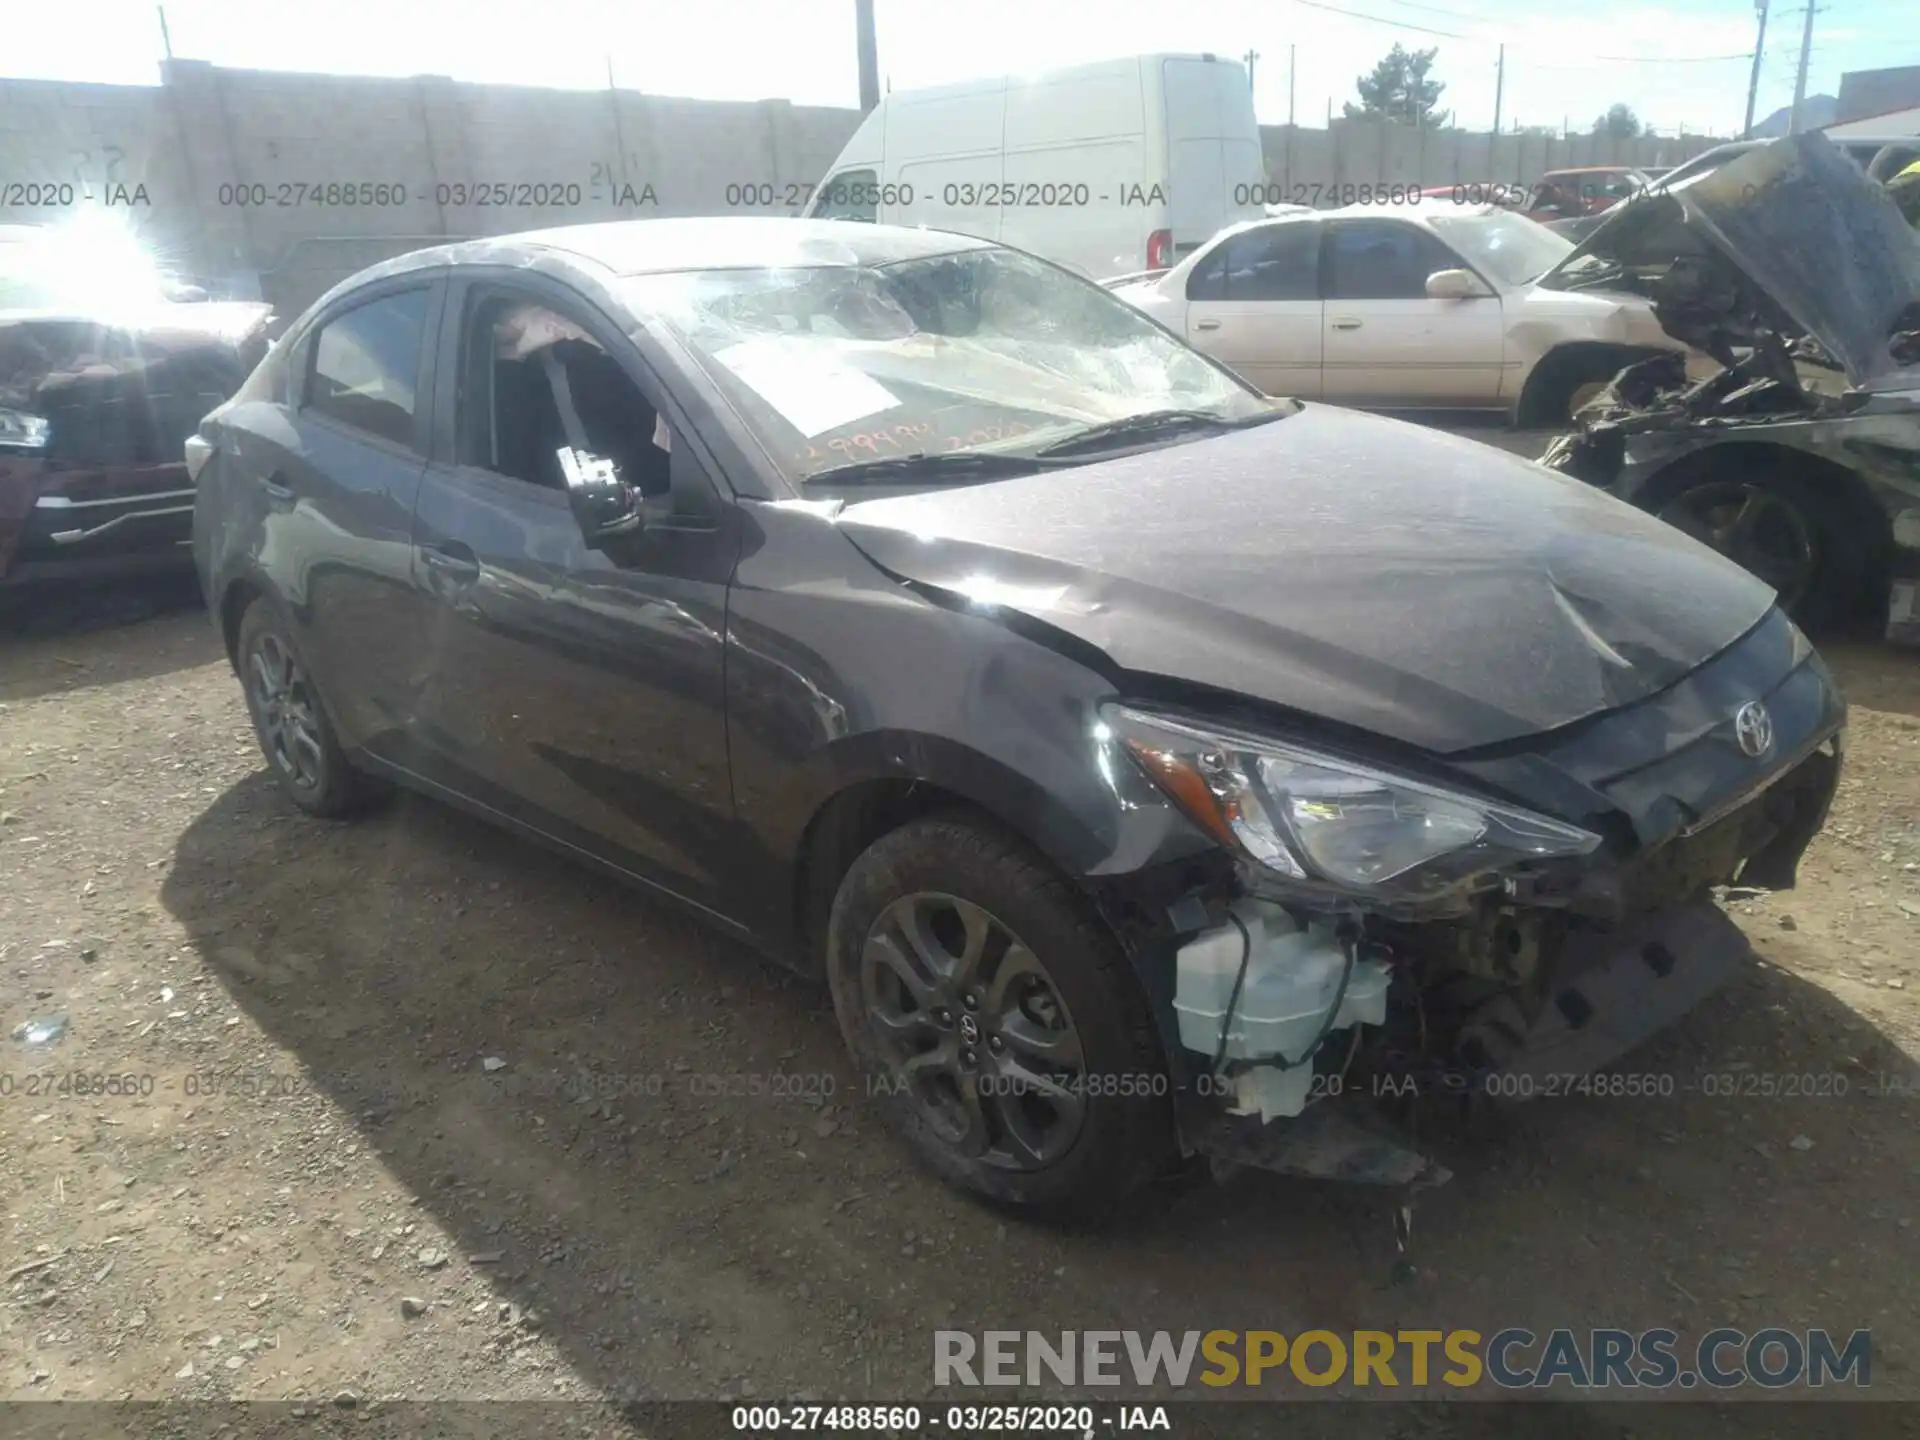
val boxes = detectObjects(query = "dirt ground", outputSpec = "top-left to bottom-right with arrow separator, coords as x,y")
3,438 -> 1919,1429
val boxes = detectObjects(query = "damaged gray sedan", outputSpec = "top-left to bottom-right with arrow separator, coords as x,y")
192,217 -> 1843,1219
1540,131 -> 1920,636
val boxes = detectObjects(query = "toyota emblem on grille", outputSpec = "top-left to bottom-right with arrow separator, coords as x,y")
1734,701 -> 1774,758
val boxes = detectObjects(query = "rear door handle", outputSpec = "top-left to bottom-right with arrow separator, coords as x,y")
1194,319 -> 1222,331
1330,318 -> 1363,330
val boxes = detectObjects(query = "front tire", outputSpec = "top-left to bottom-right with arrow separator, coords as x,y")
236,598 -> 388,818
1650,464 -> 1868,628
1518,349 -> 1632,428
826,812 -> 1173,1219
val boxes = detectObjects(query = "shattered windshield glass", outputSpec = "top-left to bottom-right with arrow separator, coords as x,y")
1427,211 -> 1573,286
624,248 -> 1283,481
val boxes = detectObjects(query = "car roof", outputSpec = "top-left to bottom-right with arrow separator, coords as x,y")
331,217 -> 996,293
1205,200 -> 1505,244
1541,165 -> 1645,175
509,217 -> 995,273
1319,199 -> 1500,223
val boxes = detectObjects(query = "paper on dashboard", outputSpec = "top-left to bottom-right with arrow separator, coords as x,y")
713,339 -> 902,438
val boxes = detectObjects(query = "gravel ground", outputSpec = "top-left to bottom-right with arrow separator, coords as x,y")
3,423 -> 1918,1430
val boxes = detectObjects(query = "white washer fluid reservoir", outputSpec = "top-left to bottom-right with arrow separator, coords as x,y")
1174,898 -> 1391,1071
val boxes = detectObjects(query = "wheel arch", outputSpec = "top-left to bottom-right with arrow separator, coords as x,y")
219,575 -> 267,671
1516,341 -> 1675,426
781,732 -> 1116,978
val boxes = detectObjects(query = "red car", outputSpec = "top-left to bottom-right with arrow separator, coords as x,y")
1524,166 -> 1651,223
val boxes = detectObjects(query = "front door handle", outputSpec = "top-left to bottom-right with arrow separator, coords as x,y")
1194,318 -> 1222,331
1330,317 -> 1363,330
421,541 -> 481,593
260,473 -> 295,505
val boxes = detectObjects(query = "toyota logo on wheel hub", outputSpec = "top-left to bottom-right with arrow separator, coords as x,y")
959,1013 -> 980,1044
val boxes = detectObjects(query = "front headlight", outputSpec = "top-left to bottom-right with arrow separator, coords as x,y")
0,408 -> 51,451
1104,704 -> 1601,903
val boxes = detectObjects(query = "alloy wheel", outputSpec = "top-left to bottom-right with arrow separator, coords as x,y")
248,632 -> 327,793
860,892 -> 1088,1171
1658,481 -> 1819,611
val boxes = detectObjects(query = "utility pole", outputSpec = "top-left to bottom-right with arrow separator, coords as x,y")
157,4 -> 173,59
1483,45 -> 1505,178
1491,44 -> 1505,135
1743,0 -> 1770,137
1288,45 -> 1296,126
1787,1 -> 1819,134
1244,49 -> 1259,95
855,0 -> 880,113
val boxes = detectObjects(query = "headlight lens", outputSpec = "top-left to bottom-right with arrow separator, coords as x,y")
0,408 -> 51,450
1105,704 -> 1601,901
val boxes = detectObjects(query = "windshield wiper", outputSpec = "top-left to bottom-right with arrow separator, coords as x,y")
804,450 -> 1070,486
1032,407 -> 1289,458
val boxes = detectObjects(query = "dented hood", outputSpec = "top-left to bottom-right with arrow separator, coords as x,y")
834,407 -> 1777,755
1545,131 -> 1920,387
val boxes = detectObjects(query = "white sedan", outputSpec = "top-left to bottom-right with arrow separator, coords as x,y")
1110,202 -> 1683,425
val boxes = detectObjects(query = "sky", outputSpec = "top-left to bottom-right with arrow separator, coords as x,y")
3,0 -> 1913,141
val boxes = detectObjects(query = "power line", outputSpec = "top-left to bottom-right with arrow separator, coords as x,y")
1286,0 -> 1475,40
1282,0 -> 1773,62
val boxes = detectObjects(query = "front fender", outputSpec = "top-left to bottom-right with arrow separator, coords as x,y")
720,500 -> 1219,960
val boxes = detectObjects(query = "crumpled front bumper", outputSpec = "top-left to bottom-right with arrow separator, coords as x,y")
1183,899 -> 1757,1190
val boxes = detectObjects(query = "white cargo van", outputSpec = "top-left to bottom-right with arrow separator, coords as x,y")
803,54 -> 1268,280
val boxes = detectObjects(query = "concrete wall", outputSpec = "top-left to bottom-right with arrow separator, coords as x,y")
2,64 -> 1732,316
1258,120 -> 1725,200
2,63 -> 864,315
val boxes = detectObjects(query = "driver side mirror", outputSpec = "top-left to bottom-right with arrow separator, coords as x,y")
559,447 -> 657,548
1426,268 -> 1490,300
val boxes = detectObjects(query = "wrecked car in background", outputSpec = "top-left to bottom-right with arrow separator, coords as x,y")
1,221 -> 273,588
193,217 -> 1843,1217
1540,132 -> 1920,638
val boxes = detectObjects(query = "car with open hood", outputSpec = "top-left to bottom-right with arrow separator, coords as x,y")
192,216 -> 1843,1216
1538,131 -> 1920,635
0,221 -> 274,589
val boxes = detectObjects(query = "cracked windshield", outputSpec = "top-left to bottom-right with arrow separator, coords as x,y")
627,247 -> 1282,479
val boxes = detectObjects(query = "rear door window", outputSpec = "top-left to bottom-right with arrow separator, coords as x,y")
305,288 -> 433,449
1188,223 -> 1320,301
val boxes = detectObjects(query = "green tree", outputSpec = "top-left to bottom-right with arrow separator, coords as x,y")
1592,103 -> 1643,138
1343,43 -> 1450,126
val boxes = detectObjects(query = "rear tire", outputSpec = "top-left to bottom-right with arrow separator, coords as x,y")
826,812 -> 1174,1219
236,597 -> 389,818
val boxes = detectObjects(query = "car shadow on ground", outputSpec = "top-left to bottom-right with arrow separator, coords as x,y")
0,575 -> 216,703
159,767 -> 1920,1413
